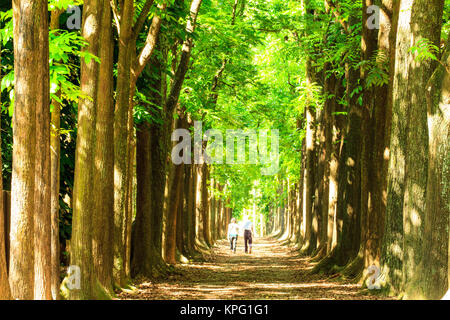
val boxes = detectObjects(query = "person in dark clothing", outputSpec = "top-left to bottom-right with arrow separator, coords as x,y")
243,217 -> 255,254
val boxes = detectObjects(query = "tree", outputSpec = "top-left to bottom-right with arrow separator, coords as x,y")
132,43 -> 165,278
380,0 -> 406,296
401,0 -> 444,299
113,0 -> 166,285
417,35 -> 450,299
361,0 -> 395,283
9,0 -> 46,300
34,0 -> 52,300
0,44 -> 11,300
92,0 -> 115,295
33,0 -> 51,301
69,0 -> 103,300
164,110 -> 187,264
300,0 -> 318,256
381,0 -> 445,297
49,7 -> 64,301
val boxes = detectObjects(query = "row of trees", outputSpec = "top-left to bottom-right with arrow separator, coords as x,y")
0,0 -> 240,300
266,0 -> 450,299
0,0 -> 449,301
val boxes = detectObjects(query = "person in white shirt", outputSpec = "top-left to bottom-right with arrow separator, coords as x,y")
242,216 -> 255,254
227,218 -> 240,253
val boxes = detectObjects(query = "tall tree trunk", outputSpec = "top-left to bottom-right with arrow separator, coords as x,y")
69,0 -> 102,300
92,1 -> 114,295
300,0 -> 317,255
10,0 -> 44,299
380,0 -> 404,296
176,166 -> 186,258
187,158 -> 198,254
162,0 -> 204,254
113,0 -> 134,287
331,14 -> 362,270
34,0 -> 51,300
125,138 -> 135,278
311,67 -> 347,274
132,45 -> 166,278
313,64 -> 333,259
0,45 -> 11,300
202,165 -> 212,247
132,107 -> 153,277
342,0 -> 378,280
134,0 -> 203,274
195,164 -> 208,248
298,141 -> 305,246
115,0 -> 165,283
181,164 -> 191,255
301,90 -> 315,255
407,11 -> 448,300
324,71 -> 337,254
210,175 -> 216,243
164,111 -> 187,264
362,0 -> 393,282
50,8 -> 64,301
316,64 -> 333,257
401,0 -> 444,299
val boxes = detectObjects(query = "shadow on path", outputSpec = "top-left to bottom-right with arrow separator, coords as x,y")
119,237 -> 388,300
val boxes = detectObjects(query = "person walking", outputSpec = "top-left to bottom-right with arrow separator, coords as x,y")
243,216 -> 255,254
227,218 -> 239,253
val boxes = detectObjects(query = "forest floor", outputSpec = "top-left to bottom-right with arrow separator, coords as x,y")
119,237 -> 389,300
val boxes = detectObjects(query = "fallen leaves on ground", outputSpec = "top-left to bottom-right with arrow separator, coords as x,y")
118,237 -> 390,300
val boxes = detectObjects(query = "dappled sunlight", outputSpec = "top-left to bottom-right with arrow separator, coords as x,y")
119,238 -> 389,300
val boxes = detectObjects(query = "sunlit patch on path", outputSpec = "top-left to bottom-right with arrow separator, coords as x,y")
119,237 -> 389,300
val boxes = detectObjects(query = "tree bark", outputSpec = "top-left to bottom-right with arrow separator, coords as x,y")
164,113 -> 186,264
187,157 -> 198,254
380,0 -> 404,296
0,44 -> 11,300
10,0 -> 44,299
33,0 -> 51,300
301,85 -> 316,254
401,0 -> 444,299
132,106 -> 153,277
132,44 -> 166,278
336,18 -> 362,269
202,165 -> 212,247
114,0 -> 166,284
313,63 -> 333,259
50,8 -> 64,301
300,0 -> 318,255
195,164 -> 208,248
362,0 -> 393,282
342,0 -> 378,280
92,0 -> 114,295
113,0 -> 134,287
324,71 -> 337,254
125,137 -> 135,278
410,30 -> 450,300
69,0 -> 102,300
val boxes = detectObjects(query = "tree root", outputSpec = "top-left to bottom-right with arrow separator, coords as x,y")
309,250 -> 342,275
310,245 -> 327,262
340,255 -> 364,282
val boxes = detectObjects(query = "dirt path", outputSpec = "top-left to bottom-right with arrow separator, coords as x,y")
119,237 -> 387,300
